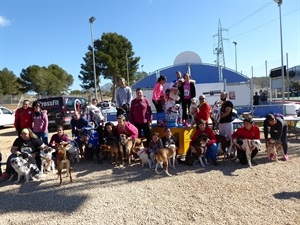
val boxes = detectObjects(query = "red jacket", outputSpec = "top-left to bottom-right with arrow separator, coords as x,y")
14,107 -> 34,131
191,126 -> 216,146
231,125 -> 260,140
196,102 -> 211,122
130,98 -> 152,124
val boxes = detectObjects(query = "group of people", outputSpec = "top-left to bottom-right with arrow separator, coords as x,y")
0,75 -> 290,182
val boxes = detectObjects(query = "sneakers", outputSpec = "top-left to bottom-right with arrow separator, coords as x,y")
283,154 -> 289,161
269,153 -> 275,160
0,172 -> 10,182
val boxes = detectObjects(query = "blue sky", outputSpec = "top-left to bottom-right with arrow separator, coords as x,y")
0,0 -> 299,91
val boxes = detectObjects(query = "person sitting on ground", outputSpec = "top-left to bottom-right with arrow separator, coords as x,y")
231,116 -> 260,165
190,119 -> 218,166
263,113 -> 288,161
148,132 -> 163,169
83,125 -> 101,163
71,111 -> 88,139
0,128 -> 47,182
49,125 -> 69,146
161,128 -> 178,155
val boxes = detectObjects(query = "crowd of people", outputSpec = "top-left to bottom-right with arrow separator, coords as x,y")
0,72 -> 290,182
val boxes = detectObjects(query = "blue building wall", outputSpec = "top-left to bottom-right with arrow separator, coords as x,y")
132,63 -> 249,89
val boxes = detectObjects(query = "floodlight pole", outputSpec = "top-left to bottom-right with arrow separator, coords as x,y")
89,16 -> 98,100
233,41 -> 237,73
274,0 -> 285,103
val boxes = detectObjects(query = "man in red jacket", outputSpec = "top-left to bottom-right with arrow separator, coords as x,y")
14,100 -> 34,136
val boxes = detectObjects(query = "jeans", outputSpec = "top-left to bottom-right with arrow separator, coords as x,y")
205,143 -> 218,161
34,132 -> 49,145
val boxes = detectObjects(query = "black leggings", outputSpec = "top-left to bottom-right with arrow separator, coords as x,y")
152,100 -> 164,113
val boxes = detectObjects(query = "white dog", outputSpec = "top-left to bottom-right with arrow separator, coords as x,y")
9,156 -> 40,183
186,97 -> 198,127
238,139 -> 261,168
40,147 -> 56,175
136,147 -> 152,169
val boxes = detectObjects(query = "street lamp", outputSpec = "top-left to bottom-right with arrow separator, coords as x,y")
126,51 -> 129,86
89,16 -> 97,100
233,41 -> 237,73
274,0 -> 285,102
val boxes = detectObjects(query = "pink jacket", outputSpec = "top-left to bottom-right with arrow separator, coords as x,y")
152,82 -> 163,101
116,121 -> 138,139
33,110 -> 48,133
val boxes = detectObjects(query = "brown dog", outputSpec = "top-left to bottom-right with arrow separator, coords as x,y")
190,133 -> 210,167
266,138 -> 283,162
56,143 -> 73,186
119,134 -> 147,166
101,143 -> 120,165
215,134 -> 230,161
155,144 -> 177,176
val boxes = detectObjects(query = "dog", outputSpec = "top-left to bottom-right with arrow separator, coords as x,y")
166,103 -> 181,125
55,143 -> 73,185
236,139 -> 261,168
191,133 -> 210,167
155,144 -> 177,176
101,140 -> 120,165
136,146 -> 152,169
9,156 -> 40,183
119,134 -> 147,166
186,98 -> 198,127
266,138 -> 283,162
65,140 -> 80,163
211,100 -> 222,130
40,147 -> 56,175
215,134 -> 230,161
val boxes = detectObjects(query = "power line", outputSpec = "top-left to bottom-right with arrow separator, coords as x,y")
227,1 -> 273,30
228,8 -> 300,40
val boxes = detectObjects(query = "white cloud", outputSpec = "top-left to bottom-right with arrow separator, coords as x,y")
0,16 -> 11,27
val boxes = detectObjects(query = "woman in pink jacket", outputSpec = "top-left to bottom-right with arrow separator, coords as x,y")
152,75 -> 167,113
116,115 -> 138,139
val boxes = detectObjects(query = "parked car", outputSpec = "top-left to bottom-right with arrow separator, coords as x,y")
0,106 -> 15,127
37,96 -> 87,128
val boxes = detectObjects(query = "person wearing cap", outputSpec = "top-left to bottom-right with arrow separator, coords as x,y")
190,119 -> 218,166
115,78 -> 133,120
0,128 -> 47,182
32,101 -> 49,145
83,125 -> 101,163
263,114 -> 288,161
231,117 -> 261,165
195,95 -> 211,124
14,99 -> 34,136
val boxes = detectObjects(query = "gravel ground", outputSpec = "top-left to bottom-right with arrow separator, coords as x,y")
0,126 -> 300,225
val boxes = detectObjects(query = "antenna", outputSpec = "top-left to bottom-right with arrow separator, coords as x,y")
213,19 -> 228,81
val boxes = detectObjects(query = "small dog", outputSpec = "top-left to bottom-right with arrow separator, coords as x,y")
40,147 -> 56,175
101,141 -> 120,165
155,144 -> 177,176
187,98 -> 198,126
56,143 -> 73,185
191,133 -> 210,167
266,138 -> 283,162
9,156 -> 40,183
65,141 -> 80,163
211,100 -> 222,130
215,134 -> 230,161
119,134 -> 146,166
136,146 -> 152,169
237,139 -> 261,168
